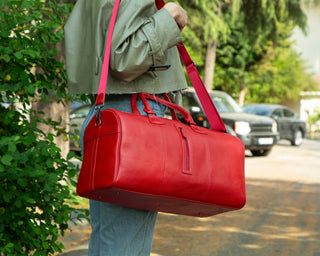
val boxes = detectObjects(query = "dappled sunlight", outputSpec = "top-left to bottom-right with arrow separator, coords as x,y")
174,225 -> 211,232
197,217 -> 220,222
270,211 -> 298,217
260,225 -> 319,240
156,217 -> 320,241
152,179 -> 320,256
245,180 -> 276,187
219,225 -> 319,241
239,244 -> 263,249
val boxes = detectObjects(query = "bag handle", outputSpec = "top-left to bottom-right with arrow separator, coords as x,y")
136,93 -> 196,125
131,93 -> 179,120
95,0 -> 226,132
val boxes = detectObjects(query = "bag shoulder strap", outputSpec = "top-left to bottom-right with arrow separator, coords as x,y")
176,43 -> 226,131
95,0 -> 226,132
95,0 -> 121,106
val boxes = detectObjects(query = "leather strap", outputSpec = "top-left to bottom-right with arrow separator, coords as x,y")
131,93 -> 179,121
176,43 -> 226,131
95,0 -> 121,106
139,93 -> 196,125
95,0 -> 226,132
154,0 -> 225,132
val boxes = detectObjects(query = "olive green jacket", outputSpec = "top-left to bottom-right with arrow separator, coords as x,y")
65,0 -> 188,95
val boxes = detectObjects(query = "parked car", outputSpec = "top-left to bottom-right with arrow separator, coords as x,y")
173,88 -> 279,156
69,90 -> 280,157
242,104 -> 306,146
69,102 -> 91,152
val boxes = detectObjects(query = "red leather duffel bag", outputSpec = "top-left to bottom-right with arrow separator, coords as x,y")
77,92 -> 246,217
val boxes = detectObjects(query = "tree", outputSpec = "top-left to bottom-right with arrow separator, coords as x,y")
235,0 -> 308,104
175,0 -> 240,89
176,0 -> 309,103
244,43 -> 317,104
213,3 -> 315,104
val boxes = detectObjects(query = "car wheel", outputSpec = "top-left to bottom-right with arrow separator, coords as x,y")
291,130 -> 303,146
250,149 -> 272,157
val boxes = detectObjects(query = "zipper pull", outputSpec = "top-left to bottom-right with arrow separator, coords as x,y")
179,127 -> 187,138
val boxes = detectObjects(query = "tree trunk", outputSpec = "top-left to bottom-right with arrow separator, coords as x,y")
32,96 -> 70,159
203,40 -> 217,90
31,0 -> 71,159
238,84 -> 246,107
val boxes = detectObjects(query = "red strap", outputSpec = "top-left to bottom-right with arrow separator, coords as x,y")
177,43 -> 226,132
163,93 -> 178,121
95,0 -> 121,106
155,1 -> 225,132
155,0 -> 165,9
96,0 -> 226,132
131,93 -> 179,121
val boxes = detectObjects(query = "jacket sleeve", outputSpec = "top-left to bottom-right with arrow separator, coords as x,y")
109,7 -> 182,82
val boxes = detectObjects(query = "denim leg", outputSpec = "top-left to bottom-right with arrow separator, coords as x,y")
98,204 -> 158,256
88,200 -> 101,256
81,95 -> 167,256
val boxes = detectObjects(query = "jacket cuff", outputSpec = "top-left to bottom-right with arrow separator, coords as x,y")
141,8 -> 182,63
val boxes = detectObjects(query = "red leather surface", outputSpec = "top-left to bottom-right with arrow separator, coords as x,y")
77,106 -> 246,217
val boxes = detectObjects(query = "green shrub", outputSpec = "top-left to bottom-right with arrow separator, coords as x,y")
0,0 -> 89,255
0,105 -> 80,255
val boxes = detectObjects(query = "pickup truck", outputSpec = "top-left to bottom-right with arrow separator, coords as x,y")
172,88 -> 279,156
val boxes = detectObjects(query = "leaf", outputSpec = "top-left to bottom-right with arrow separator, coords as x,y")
3,54 -> 10,62
3,192 -> 13,203
44,194 -> 51,202
6,243 -> 14,248
0,0 -> 8,7
18,178 -> 26,187
14,52 -> 23,60
25,84 -> 36,95
21,1 -> 32,10
46,159 -> 54,168
66,151 -> 75,160
24,48 -> 38,58
8,141 -> 17,152
1,154 -> 13,166
42,241 -> 49,249
44,183 -> 53,192
15,200 -> 23,208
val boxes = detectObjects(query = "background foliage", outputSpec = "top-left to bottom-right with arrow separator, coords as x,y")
176,0 -> 317,104
0,0 -> 88,255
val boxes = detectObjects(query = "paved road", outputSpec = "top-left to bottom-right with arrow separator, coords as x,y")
245,139 -> 320,184
58,139 -> 320,256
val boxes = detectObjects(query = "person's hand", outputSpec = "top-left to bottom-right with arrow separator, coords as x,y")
164,3 -> 187,31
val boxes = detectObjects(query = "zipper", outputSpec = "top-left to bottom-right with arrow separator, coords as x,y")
179,127 -> 190,172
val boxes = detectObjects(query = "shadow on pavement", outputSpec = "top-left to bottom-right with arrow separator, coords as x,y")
58,179 -> 320,256
58,249 -> 88,256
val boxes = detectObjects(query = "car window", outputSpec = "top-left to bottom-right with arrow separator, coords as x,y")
283,108 -> 295,118
211,94 -> 242,113
182,93 -> 198,110
242,105 -> 271,116
272,109 -> 283,118
70,105 -> 90,119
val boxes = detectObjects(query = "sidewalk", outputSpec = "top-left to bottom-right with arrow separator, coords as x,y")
57,219 -> 90,256
57,178 -> 320,256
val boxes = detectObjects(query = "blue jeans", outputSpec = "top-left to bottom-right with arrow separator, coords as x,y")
80,94 -> 167,256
